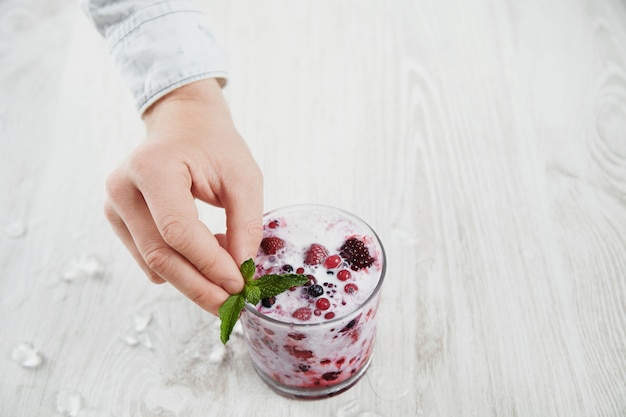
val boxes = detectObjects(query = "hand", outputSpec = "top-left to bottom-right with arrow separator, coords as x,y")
104,78 -> 263,315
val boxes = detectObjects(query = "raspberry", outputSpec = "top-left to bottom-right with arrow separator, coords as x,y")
292,307 -> 312,321
304,243 -> 329,265
260,237 -> 285,255
339,238 -> 374,270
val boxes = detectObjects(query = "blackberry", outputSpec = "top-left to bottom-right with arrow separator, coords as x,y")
307,284 -> 324,297
339,238 -> 374,270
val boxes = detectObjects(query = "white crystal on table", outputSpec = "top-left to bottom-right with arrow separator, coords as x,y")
132,312 -> 152,332
11,342 -> 44,369
55,390 -> 85,417
61,255 -> 105,282
4,221 -> 27,238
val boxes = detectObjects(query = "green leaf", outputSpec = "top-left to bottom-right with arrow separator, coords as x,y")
217,260 -> 308,345
244,284 -> 261,306
240,258 -> 256,284
218,293 -> 246,345
253,274 -> 309,299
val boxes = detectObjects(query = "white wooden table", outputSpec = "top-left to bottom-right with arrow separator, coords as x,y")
2,0 -> 625,416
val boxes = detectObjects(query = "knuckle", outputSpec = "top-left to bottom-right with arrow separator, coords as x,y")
159,215 -> 190,249
104,169 -> 129,202
103,201 -> 118,223
245,218 -> 264,239
127,145 -> 156,175
143,245 -> 173,276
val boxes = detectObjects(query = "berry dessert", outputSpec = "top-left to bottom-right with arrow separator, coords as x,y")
240,205 -> 385,399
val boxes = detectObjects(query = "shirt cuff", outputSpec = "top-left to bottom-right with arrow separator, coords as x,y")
103,0 -> 228,114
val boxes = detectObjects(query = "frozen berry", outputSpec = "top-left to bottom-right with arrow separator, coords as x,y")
284,345 -> 313,359
324,254 -> 342,269
292,307 -> 312,321
322,371 -> 341,381
316,297 -> 331,310
307,284 -> 324,298
305,274 -> 317,286
339,238 -> 374,270
260,237 -> 285,255
261,297 -> 276,308
344,283 -> 358,294
340,315 -> 360,332
268,219 -> 280,229
282,264 -> 293,272
337,269 -> 351,281
304,243 -> 329,265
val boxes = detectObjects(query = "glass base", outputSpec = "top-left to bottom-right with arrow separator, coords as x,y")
250,355 -> 373,400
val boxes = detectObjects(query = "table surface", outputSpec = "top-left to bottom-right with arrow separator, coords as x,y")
2,0 -> 626,416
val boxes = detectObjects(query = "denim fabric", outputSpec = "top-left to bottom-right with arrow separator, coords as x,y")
81,0 -> 228,113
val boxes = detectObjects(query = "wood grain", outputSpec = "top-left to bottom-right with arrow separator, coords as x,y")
1,0 -> 625,416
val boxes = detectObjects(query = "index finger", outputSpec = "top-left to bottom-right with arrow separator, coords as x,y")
134,163 -> 244,294
223,175 -> 264,265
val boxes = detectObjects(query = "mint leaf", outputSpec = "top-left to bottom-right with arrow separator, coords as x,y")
218,259 -> 308,345
252,274 -> 310,299
240,258 -> 256,284
244,284 -> 261,306
218,293 -> 245,344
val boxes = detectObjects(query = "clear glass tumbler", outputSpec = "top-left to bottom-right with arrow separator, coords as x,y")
240,204 -> 386,399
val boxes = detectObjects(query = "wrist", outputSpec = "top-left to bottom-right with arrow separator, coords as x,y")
142,78 -> 232,134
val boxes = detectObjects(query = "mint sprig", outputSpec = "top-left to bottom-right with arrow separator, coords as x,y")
218,258 -> 308,344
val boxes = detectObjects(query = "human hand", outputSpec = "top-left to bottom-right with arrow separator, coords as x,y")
104,78 -> 263,315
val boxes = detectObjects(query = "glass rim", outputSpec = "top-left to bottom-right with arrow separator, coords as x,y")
242,203 -> 386,328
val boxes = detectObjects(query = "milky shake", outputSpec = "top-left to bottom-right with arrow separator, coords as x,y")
240,205 -> 386,399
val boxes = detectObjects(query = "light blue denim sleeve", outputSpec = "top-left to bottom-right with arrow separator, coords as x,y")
81,0 -> 228,114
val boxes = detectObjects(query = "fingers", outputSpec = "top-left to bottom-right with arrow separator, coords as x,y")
104,201 -> 165,284
129,157 -> 245,294
105,168 -> 235,315
219,158 -> 264,265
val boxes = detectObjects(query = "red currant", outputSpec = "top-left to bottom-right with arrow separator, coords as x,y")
268,220 -> 280,229
344,283 -> 358,294
324,254 -> 342,269
337,269 -> 351,281
315,297 -> 331,310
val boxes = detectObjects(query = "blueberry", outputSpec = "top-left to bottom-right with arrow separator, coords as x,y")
282,264 -> 293,272
261,297 -> 276,308
307,284 -> 324,298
